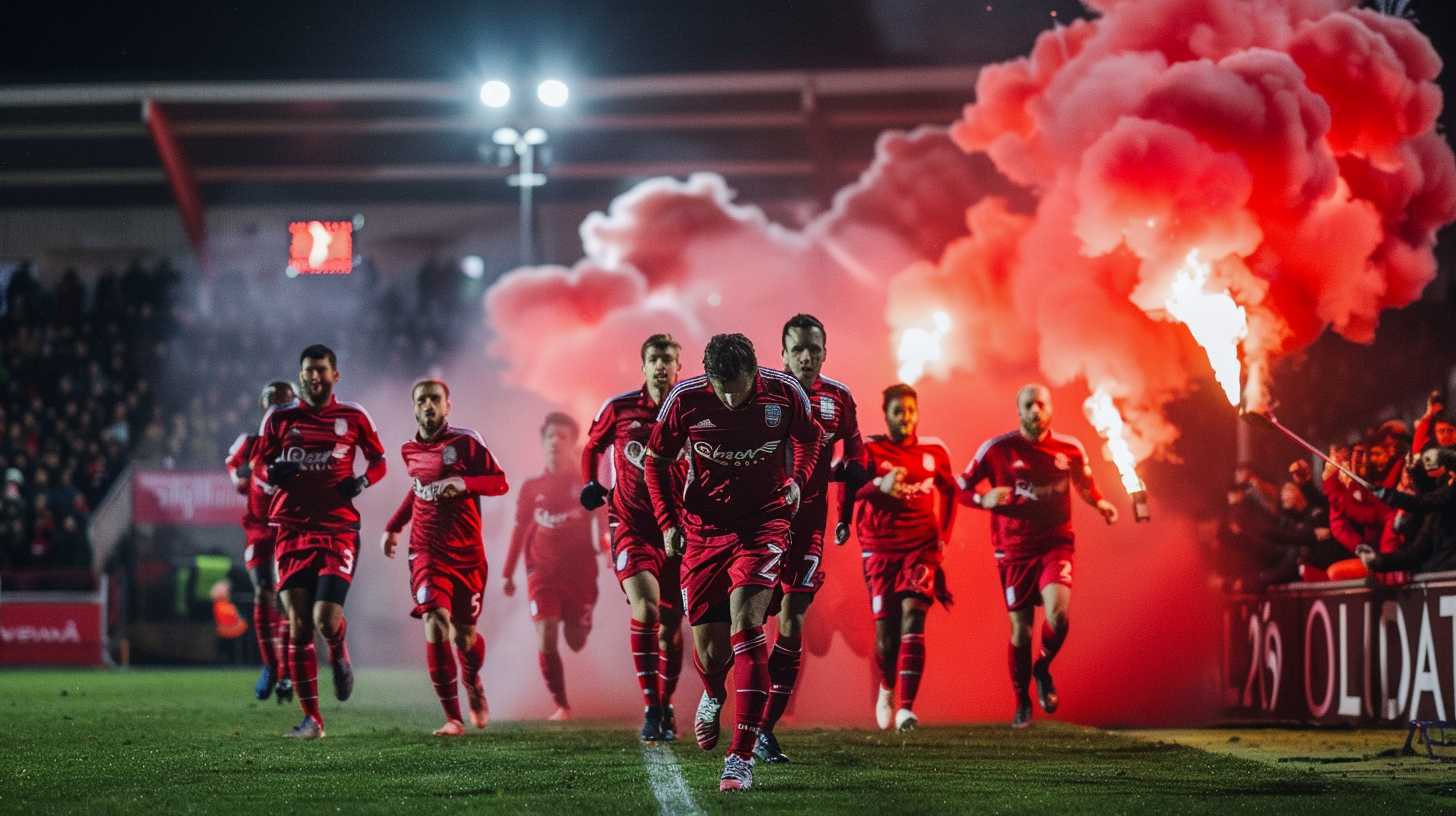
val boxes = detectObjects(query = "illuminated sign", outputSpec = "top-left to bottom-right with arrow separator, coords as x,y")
287,220 -> 354,275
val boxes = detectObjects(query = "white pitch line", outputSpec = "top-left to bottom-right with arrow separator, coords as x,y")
640,743 -> 705,816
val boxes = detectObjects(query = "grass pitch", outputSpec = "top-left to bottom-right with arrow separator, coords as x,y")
2,669 -> 1450,814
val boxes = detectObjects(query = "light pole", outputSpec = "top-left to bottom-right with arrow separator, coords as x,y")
480,79 -> 569,267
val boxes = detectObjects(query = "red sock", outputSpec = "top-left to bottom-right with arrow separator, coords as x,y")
629,619 -> 661,708
426,640 -> 462,722
897,632 -> 925,711
324,617 -> 349,667
659,636 -> 683,706
253,601 -> 277,673
538,651 -> 568,708
692,647 -> 729,702
728,626 -> 770,760
294,639 -> 322,724
457,633 -> 485,683
763,639 -> 802,730
275,618 -> 292,681
1008,641 -> 1032,699
1039,619 -> 1069,666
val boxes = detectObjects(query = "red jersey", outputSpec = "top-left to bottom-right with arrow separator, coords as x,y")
224,432 -> 271,530
854,434 -> 957,552
961,430 -> 1103,555
384,426 -> 509,569
798,375 -> 865,506
582,384 -> 685,532
645,368 -> 823,532
251,395 -> 387,534
506,469 -> 597,578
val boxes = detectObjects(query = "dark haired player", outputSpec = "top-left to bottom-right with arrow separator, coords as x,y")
381,379 -> 509,736
851,383 -> 957,732
960,384 -> 1117,728
754,314 -> 864,763
503,412 -> 600,720
581,334 -> 688,741
251,345 -> 386,739
225,380 -> 296,703
645,333 -> 822,792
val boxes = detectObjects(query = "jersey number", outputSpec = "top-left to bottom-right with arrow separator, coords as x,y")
340,547 -> 356,576
799,554 -> 821,588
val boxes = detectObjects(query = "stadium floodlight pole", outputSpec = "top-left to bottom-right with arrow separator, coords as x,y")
490,126 -> 550,267
1239,408 -> 1374,490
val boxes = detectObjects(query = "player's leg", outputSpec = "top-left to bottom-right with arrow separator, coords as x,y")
622,570 -> 665,739
1008,606 -> 1036,728
280,583 -> 324,737
423,608 -> 464,735
247,552 -> 280,700
691,620 -> 732,750
720,584 -> 774,791
313,590 -> 352,701
451,576 -> 488,729
1034,580 -> 1072,714
657,553 -> 686,738
535,617 -> 571,717
758,590 -> 811,762
562,596 -> 593,653
893,595 -> 930,731
864,553 -> 901,729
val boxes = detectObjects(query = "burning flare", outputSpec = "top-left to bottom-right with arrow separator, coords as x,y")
1162,250 -> 1247,405
895,310 -> 952,385
1082,387 -> 1145,495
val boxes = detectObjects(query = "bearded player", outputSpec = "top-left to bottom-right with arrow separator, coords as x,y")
381,379 -> 509,736
754,314 -> 864,763
224,380 -> 296,704
503,412 -> 600,720
960,384 -> 1117,728
851,383 -> 957,732
252,344 -> 386,739
581,333 -> 688,741
645,333 -> 822,792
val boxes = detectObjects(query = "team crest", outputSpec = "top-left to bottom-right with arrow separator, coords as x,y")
764,403 -> 783,428
442,445 -> 458,466
923,453 -> 935,471
819,396 -> 836,420
334,418 -> 348,436
1053,452 -> 1071,471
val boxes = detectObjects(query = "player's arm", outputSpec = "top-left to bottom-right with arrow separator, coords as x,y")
645,402 -> 688,556
356,412 -> 389,493
461,439 -> 510,497
224,433 -> 251,493
502,488 -> 529,596
1071,442 -> 1118,524
786,395 -> 824,498
958,442 -> 1011,510
251,407 -> 295,486
933,448 -> 958,541
381,487 -> 413,558
579,400 -> 614,510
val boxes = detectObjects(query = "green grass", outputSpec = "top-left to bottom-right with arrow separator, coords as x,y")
0,669 -> 1447,814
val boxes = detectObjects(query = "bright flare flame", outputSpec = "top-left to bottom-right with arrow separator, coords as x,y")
896,310 -> 952,384
1163,249 -> 1248,405
1082,387 -> 1146,495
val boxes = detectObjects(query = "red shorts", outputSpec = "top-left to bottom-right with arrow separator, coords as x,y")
609,517 -> 682,616
409,553 -> 486,624
681,518 -> 790,626
996,545 -> 1074,611
274,529 -> 360,594
781,502 -> 828,595
526,567 -> 599,630
243,526 -> 275,589
861,545 -> 942,620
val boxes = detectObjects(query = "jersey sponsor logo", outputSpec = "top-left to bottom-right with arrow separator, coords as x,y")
1053,452 -> 1070,471
442,445 -> 458,466
534,505 -> 576,529
334,418 -> 348,436
1013,478 -> 1068,501
818,396 -> 836,420
412,478 -> 442,501
623,440 -> 647,470
690,418 -> 717,430
691,439 -> 782,467
764,403 -> 782,428
278,446 -> 338,471
922,452 -> 935,471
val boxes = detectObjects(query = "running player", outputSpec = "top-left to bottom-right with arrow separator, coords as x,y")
960,384 -> 1118,728
851,383 -> 957,732
503,412 -> 600,720
645,333 -> 822,792
581,333 -> 687,741
755,314 -> 864,763
224,380 -> 296,703
381,379 -> 508,735
251,344 -> 386,739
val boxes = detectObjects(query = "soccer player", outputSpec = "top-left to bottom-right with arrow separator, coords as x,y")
581,334 -> 688,741
380,379 -> 509,736
645,333 -> 822,792
959,384 -> 1118,729
502,412 -> 600,720
224,380 -> 296,703
755,314 -> 864,763
251,344 -> 387,739
851,383 -> 957,732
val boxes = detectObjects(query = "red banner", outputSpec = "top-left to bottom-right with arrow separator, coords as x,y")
133,470 -> 245,526
0,597 -> 106,665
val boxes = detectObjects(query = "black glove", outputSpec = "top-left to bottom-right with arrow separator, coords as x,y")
266,460 -> 301,484
233,465 -> 251,482
337,475 -> 368,499
580,481 -> 609,510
